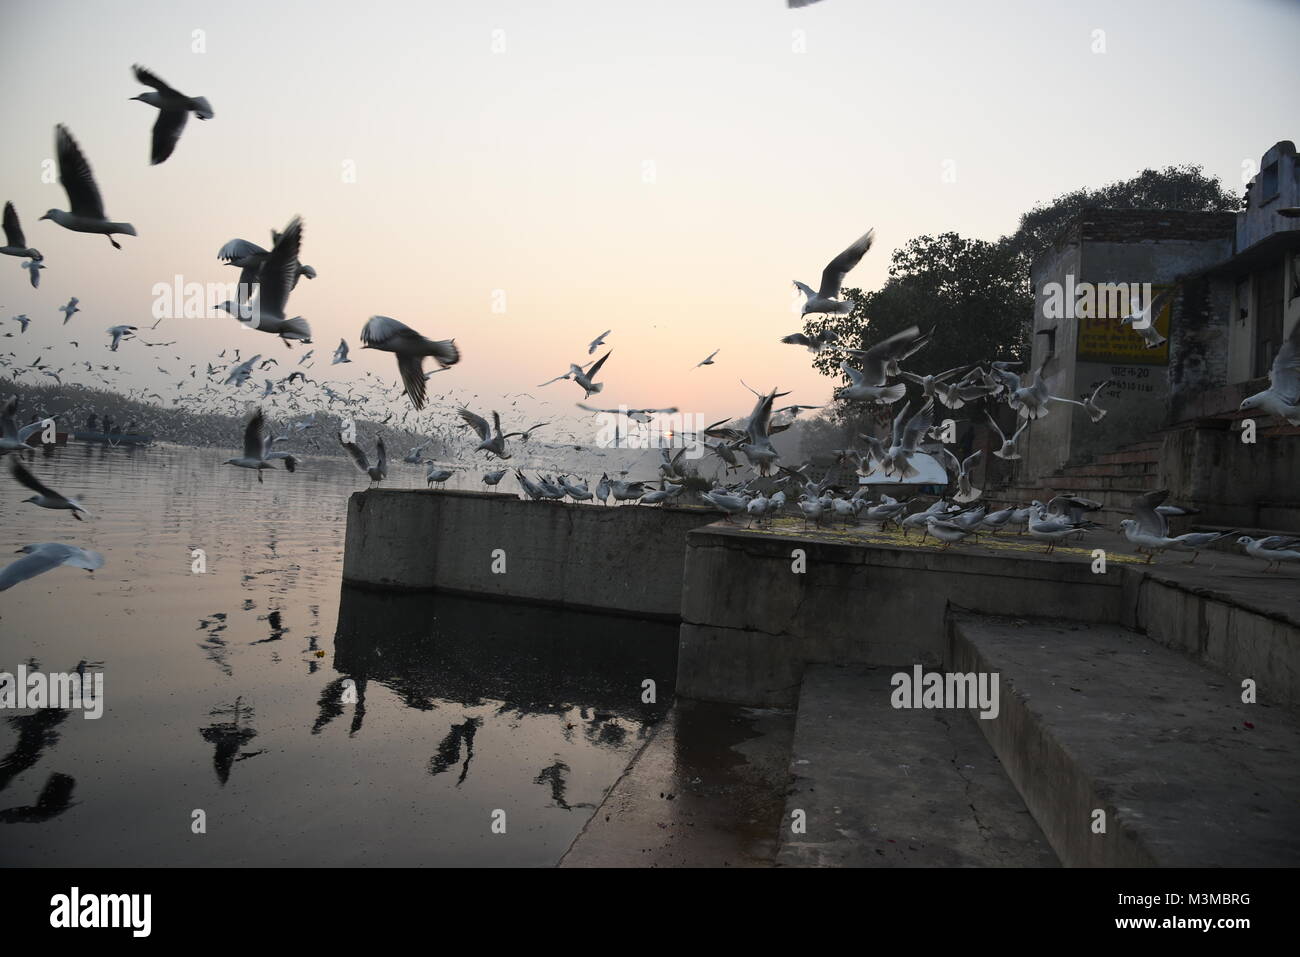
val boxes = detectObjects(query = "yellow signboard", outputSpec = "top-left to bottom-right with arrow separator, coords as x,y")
1076,284 -> 1171,365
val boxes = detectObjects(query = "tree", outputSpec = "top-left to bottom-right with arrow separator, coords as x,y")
804,231 -> 1031,382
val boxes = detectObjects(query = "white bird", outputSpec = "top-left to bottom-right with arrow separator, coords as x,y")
21,259 -> 44,288
106,325 -> 137,352
0,543 -> 104,592
1239,318 -> 1300,425
986,412 -> 1029,460
571,351 -> 612,396
833,326 -> 921,405
794,229 -> 874,318
10,459 -> 89,520
780,329 -> 840,354
224,354 -> 261,386
340,432 -> 387,485
925,516 -> 972,548
224,408 -> 297,483
483,469 -> 508,486
59,298 -> 80,324
426,465 -> 454,486
360,315 -> 460,410
588,329 -> 611,354
0,396 -> 42,452
1027,508 -> 1087,553
332,339 -> 351,364
577,403 -> 677,424
940,447 -> 983,503
40,125 -> 137,248
129,65 -> 213,165
694,349 -> 720,369
241,217 -> 313,346
1238,535 -> 1300,572
1,202 -> 41,260
860,398 -> 934,479
457,407 -> 545,459
1120,286 -> 1177,350
11,315 -> 31,333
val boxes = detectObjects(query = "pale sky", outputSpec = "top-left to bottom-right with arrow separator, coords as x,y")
1,0 -> 1296,429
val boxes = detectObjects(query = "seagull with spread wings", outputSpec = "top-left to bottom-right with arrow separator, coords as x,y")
794,229 -> 873,318
0,543 -> 104,592
10,459 -> 90,520
129,65 -> 213,165
339,432 -> 387,485
1240,317 -> 1300,425
1,202 -> 41,261
40,125 -> 137,248
360,316 -> 459,410
224,408 -> 297,483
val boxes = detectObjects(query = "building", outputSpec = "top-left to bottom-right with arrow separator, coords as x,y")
1015,140 -> 1300,531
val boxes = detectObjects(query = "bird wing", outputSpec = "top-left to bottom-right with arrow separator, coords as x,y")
375,437 -> 387,473
254,217 -> 303,318
792,280 -> 816,300
587,350 -> 612,379
457,407 -> 490,441
132,64 -> 182,98
218,238 -> 267,262
338,433 -> 369,472
588,330 -> 610,354
149,109 -> 189,165
1132,488 -> 1170,537
984,411 -> 1007,443
3,202 -> 26,248
781,333 -> 812,347
962,449 -> 983,472
55,125 -> 106,219
242,408 -> 266,459
838,360 -> 865,387
817,229 -> 874,299
0,548 -> 74,591
900,401 -> 935,454
396,355 -> 428,410
10,459 -> 60,498
858,325 -> 920,384
1268,317 -> 1300,403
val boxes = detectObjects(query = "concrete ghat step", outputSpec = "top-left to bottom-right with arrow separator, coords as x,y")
947,612 -> 1300,867
776,664 -> 1058,867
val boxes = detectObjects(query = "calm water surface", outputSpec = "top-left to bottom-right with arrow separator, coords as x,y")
0,443 -> 675,866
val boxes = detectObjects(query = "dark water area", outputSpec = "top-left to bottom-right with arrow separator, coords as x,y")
0,443 -> 676,866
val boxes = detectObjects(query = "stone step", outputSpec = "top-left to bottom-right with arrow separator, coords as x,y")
1053,461 -> 1159,479
947,612 -> 1300,867
776,664 -> 1058,867
1096,447 -> 1161,466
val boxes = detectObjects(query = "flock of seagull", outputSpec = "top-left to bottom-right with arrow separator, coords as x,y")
3,63 -> 1300,592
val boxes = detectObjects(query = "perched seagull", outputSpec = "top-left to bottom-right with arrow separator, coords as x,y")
794,229 -> 874,318
426,465 -> 454,486
588,329 -> 611,354
694,349 -> 720,369
986,412 -> 1029,460
0,543 -> 104,592
1169,530 -> 1236,564
129,65 -> 213,165
40,125 -> 137,248
1,202 -> 41,260
703,488 -> 748,522
10,460 -> 90,520
925,516 -> 972,549
360,315 -> 460,410
106,325 -> 137,351
0,396 -> 41,452
21,259 -> 44,288
482,469 -> 508,486
1027,509 -> 1088,554
332,339 -> 351,364
1238,535 -> 1300,572
340,433 -> 387,485
241,217 -> 312,346
780,329 -> 840,354
1239,318 -> 1300,425
59,298 -> 80,324
224,408 -> 297,483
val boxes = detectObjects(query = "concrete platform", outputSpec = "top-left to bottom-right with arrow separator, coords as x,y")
776,664 -> 1058,867
559,700 -> 794,867
948,612 -> 1300,867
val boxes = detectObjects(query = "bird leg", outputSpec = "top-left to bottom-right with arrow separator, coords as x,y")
108,236 -> 121,250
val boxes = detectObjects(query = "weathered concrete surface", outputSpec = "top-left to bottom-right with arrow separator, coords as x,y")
777,665 -> 1058,867
1120,562 -> 1300,709
949,612 -> 1300,867
559,700 -> 794,867
677,520 -> 1126,707
342,489 -> 721,619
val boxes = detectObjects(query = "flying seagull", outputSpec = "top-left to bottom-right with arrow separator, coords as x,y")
240,217 -> 312,345
21,259 -> 44,288
332,339 -> 350,364
224,408 -> 296,483
360,316 -> 459,410
0,395 -> 43,452
1240,317 -> 1300,425
106,325 -> 137,351
129,65 -> 214,165
339,432 -> 387,484
588,329 -> 611,354
794,229 -> 873,318
1,202 -> 41,260
40,125 -> 137,248
694,349 -> 720,369
10,459 -> 90,520
0,543 -> 104,592
59,298 -> 80,324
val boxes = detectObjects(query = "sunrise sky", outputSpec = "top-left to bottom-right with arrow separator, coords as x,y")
1,0 -> 1296,428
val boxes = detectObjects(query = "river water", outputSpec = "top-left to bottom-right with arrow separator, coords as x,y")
0,442 -> 676,866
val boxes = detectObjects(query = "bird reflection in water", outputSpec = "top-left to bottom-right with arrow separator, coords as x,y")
199,697 -> 262,785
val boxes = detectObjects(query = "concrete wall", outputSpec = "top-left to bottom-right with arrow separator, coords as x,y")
676,526 -> 1122,707
1159,423 -> 1300,531
341,488 -> 721,619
